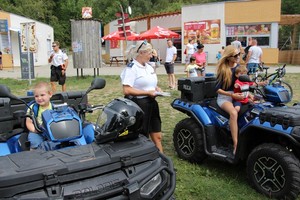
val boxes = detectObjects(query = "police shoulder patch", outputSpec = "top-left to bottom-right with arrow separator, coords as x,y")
127,62 -> 134,68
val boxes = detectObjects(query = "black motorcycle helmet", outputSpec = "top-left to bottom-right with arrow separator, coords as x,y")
95,98 -> 144,144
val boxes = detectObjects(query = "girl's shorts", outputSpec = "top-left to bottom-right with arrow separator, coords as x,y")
217,92 -> 233,107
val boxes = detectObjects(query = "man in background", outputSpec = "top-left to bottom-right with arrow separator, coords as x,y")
164,39 -> 177,89
48,41 -> 68,93
231,36 -> 243,53
245,38 -> 262,78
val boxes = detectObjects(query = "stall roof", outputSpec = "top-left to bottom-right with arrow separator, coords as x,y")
280,14 -> 300,25
132,12 -> 300,25
130,11 -> 181,21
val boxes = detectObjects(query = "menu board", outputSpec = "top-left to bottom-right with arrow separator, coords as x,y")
20,52 -> 35,79
226,24 -> 271,36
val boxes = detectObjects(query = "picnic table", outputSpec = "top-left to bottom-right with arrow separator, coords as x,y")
110,56 -> 127,66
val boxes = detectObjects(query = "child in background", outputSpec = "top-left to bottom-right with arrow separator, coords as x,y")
186,56 -> 199,77
26,82 -> 53,149
233,66 -> 255,112
216,51 -> 222,61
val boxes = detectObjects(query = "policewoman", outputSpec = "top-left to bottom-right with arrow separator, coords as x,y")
120,41 -> 164,152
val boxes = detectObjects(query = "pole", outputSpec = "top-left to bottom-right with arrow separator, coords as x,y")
119,4 -> 127,41
119,3 -> 127,63
25,23 -> 32,85
99,21 -> 103,68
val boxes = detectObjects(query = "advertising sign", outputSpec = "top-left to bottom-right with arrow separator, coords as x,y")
184,19 -> 221,44
226,24 -> 271,36
0,19 -> 8,33
82,7 -> 92,19
0,19 -> 11,54
20,22 -> 37,52
110,40 -> 119,49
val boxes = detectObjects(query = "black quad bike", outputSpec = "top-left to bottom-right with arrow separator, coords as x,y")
0,78 -> 175,200
171,74 -> 300,199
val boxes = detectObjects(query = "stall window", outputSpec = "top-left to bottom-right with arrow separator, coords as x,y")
226,24 -> 271,47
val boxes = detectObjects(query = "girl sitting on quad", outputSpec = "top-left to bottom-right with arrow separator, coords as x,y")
215,45 -> 244,154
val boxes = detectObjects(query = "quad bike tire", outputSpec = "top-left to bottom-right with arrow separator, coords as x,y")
173,118 -> 207,163
247,143 -> 300,200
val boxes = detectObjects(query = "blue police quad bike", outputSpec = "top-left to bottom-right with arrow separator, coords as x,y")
0,78 -> 175,200
171,74 -> 300,199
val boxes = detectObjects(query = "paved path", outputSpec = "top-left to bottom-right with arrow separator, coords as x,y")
0,56 -> 299,79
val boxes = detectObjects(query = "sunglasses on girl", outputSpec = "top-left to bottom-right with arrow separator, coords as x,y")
137,40 -> 147,53
230,52 -> 240,58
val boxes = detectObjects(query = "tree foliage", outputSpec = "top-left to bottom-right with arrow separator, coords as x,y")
0,0 -> 298,48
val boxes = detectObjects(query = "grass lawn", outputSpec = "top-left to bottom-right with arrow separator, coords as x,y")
1,73 -> 300,200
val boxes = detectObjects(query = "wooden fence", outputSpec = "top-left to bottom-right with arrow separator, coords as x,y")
279,50 -> 300,65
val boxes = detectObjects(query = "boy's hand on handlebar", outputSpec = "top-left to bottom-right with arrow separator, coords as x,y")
256,80 -> 268,86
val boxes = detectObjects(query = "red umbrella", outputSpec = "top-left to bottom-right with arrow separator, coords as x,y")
138,26 -> 180,39
102,30 -> 139,41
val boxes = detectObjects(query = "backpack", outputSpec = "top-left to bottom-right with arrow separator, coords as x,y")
27,101 -> 53,117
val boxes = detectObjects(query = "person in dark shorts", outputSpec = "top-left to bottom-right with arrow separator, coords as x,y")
164,39 -> 177,89
0,50 -> 3,70
48,41 -> 68,93
120,41 -> 165,152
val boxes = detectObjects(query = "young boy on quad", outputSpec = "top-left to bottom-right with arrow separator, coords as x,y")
26,82 -> 53,149
233,66 -> 255,112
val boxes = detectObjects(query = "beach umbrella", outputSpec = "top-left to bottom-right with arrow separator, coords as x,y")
138,26 -> 180,62
102,30 -> 139,41
138,26 -> 180,40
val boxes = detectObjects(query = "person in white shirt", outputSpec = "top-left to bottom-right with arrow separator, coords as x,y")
231,36 -> 243,54
245,38 -> 263,77
184,39 -> 195,71
164,39 -> 177,89
120,41 -> 164,152
186,56 -> 199,77
48,41 -> 68,93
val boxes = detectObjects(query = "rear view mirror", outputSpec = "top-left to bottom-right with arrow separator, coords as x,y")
0,85 -> 19,100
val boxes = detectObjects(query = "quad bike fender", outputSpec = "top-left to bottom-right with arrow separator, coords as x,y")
238,123 -> 300,160
0,134 -> 21,156
0,143 -> 11,156
241,118 -> 294,135
171,99 -> 216,156
171,99 -> 212,125
82,123 -> 95,144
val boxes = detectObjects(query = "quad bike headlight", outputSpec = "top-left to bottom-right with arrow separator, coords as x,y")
140,173 -> 162,197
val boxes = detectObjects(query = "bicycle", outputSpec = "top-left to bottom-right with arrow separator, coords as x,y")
252,63 -> 293,101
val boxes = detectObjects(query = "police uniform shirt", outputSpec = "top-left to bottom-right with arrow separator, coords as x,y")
120,59 -> 158,98
51,49 -> 68,67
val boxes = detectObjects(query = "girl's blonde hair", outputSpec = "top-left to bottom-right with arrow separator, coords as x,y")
126,41 -> 153,60
216,45 -> 237,90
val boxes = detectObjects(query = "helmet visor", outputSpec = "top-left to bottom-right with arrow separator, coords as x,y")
96,107 -> 126,136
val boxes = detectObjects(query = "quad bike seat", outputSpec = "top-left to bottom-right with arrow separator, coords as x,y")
207,99 -> 253,119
